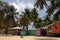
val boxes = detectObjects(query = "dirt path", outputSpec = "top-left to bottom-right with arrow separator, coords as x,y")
0,36 -> 60,40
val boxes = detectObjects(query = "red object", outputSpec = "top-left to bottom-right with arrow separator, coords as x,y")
51,21 -> 60,33
56,22 -> 60,33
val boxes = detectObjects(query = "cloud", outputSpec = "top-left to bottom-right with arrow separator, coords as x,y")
19,2 -> 26,9
27,2 -> 34,9
9,0 -> 34,13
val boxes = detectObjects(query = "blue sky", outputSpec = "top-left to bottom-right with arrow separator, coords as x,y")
1,0 -> 50,18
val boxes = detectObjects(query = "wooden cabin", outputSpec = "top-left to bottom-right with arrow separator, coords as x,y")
46,21 -> 60,36
51,21 -> 60,33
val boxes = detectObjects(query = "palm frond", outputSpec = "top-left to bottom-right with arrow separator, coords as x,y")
34,0 -> 47,9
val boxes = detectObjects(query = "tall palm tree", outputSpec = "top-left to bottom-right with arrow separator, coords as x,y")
20,8 -> 39,29
0,1 -> 18,35
0,1 -> 10,27
0,1 -> 18,28
4,5 -> 17,28
20,8 -> 30,30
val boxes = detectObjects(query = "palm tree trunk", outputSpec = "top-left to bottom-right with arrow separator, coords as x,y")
26,25 -> 28,35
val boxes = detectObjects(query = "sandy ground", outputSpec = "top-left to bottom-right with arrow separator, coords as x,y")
0,35 -> 60,40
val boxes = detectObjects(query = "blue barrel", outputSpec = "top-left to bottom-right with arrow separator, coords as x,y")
20,31 -> 26,36
27,30 -> 35,35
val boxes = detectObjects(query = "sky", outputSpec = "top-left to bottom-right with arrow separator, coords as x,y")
1,0 -> 50,18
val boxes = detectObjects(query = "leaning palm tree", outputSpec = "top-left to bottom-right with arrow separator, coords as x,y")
34,0 -> 60,22
47,0 -> 60,21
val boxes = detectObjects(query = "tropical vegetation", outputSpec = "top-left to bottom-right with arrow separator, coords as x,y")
0,1 -> 19,29
0,0 -> 60,30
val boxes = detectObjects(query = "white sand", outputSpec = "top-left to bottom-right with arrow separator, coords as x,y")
0,36 -> 60,40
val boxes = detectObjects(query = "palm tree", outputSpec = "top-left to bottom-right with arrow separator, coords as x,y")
34,0 -> 60,22
3,5 -> 18,28
20,8 -> 39,29
20,8 -> 30,30
0,1 -> 10,27
20,16 -> 29,29
47,0 -> 60,22
34,0 -> 48,9
0,1 -> 18,35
